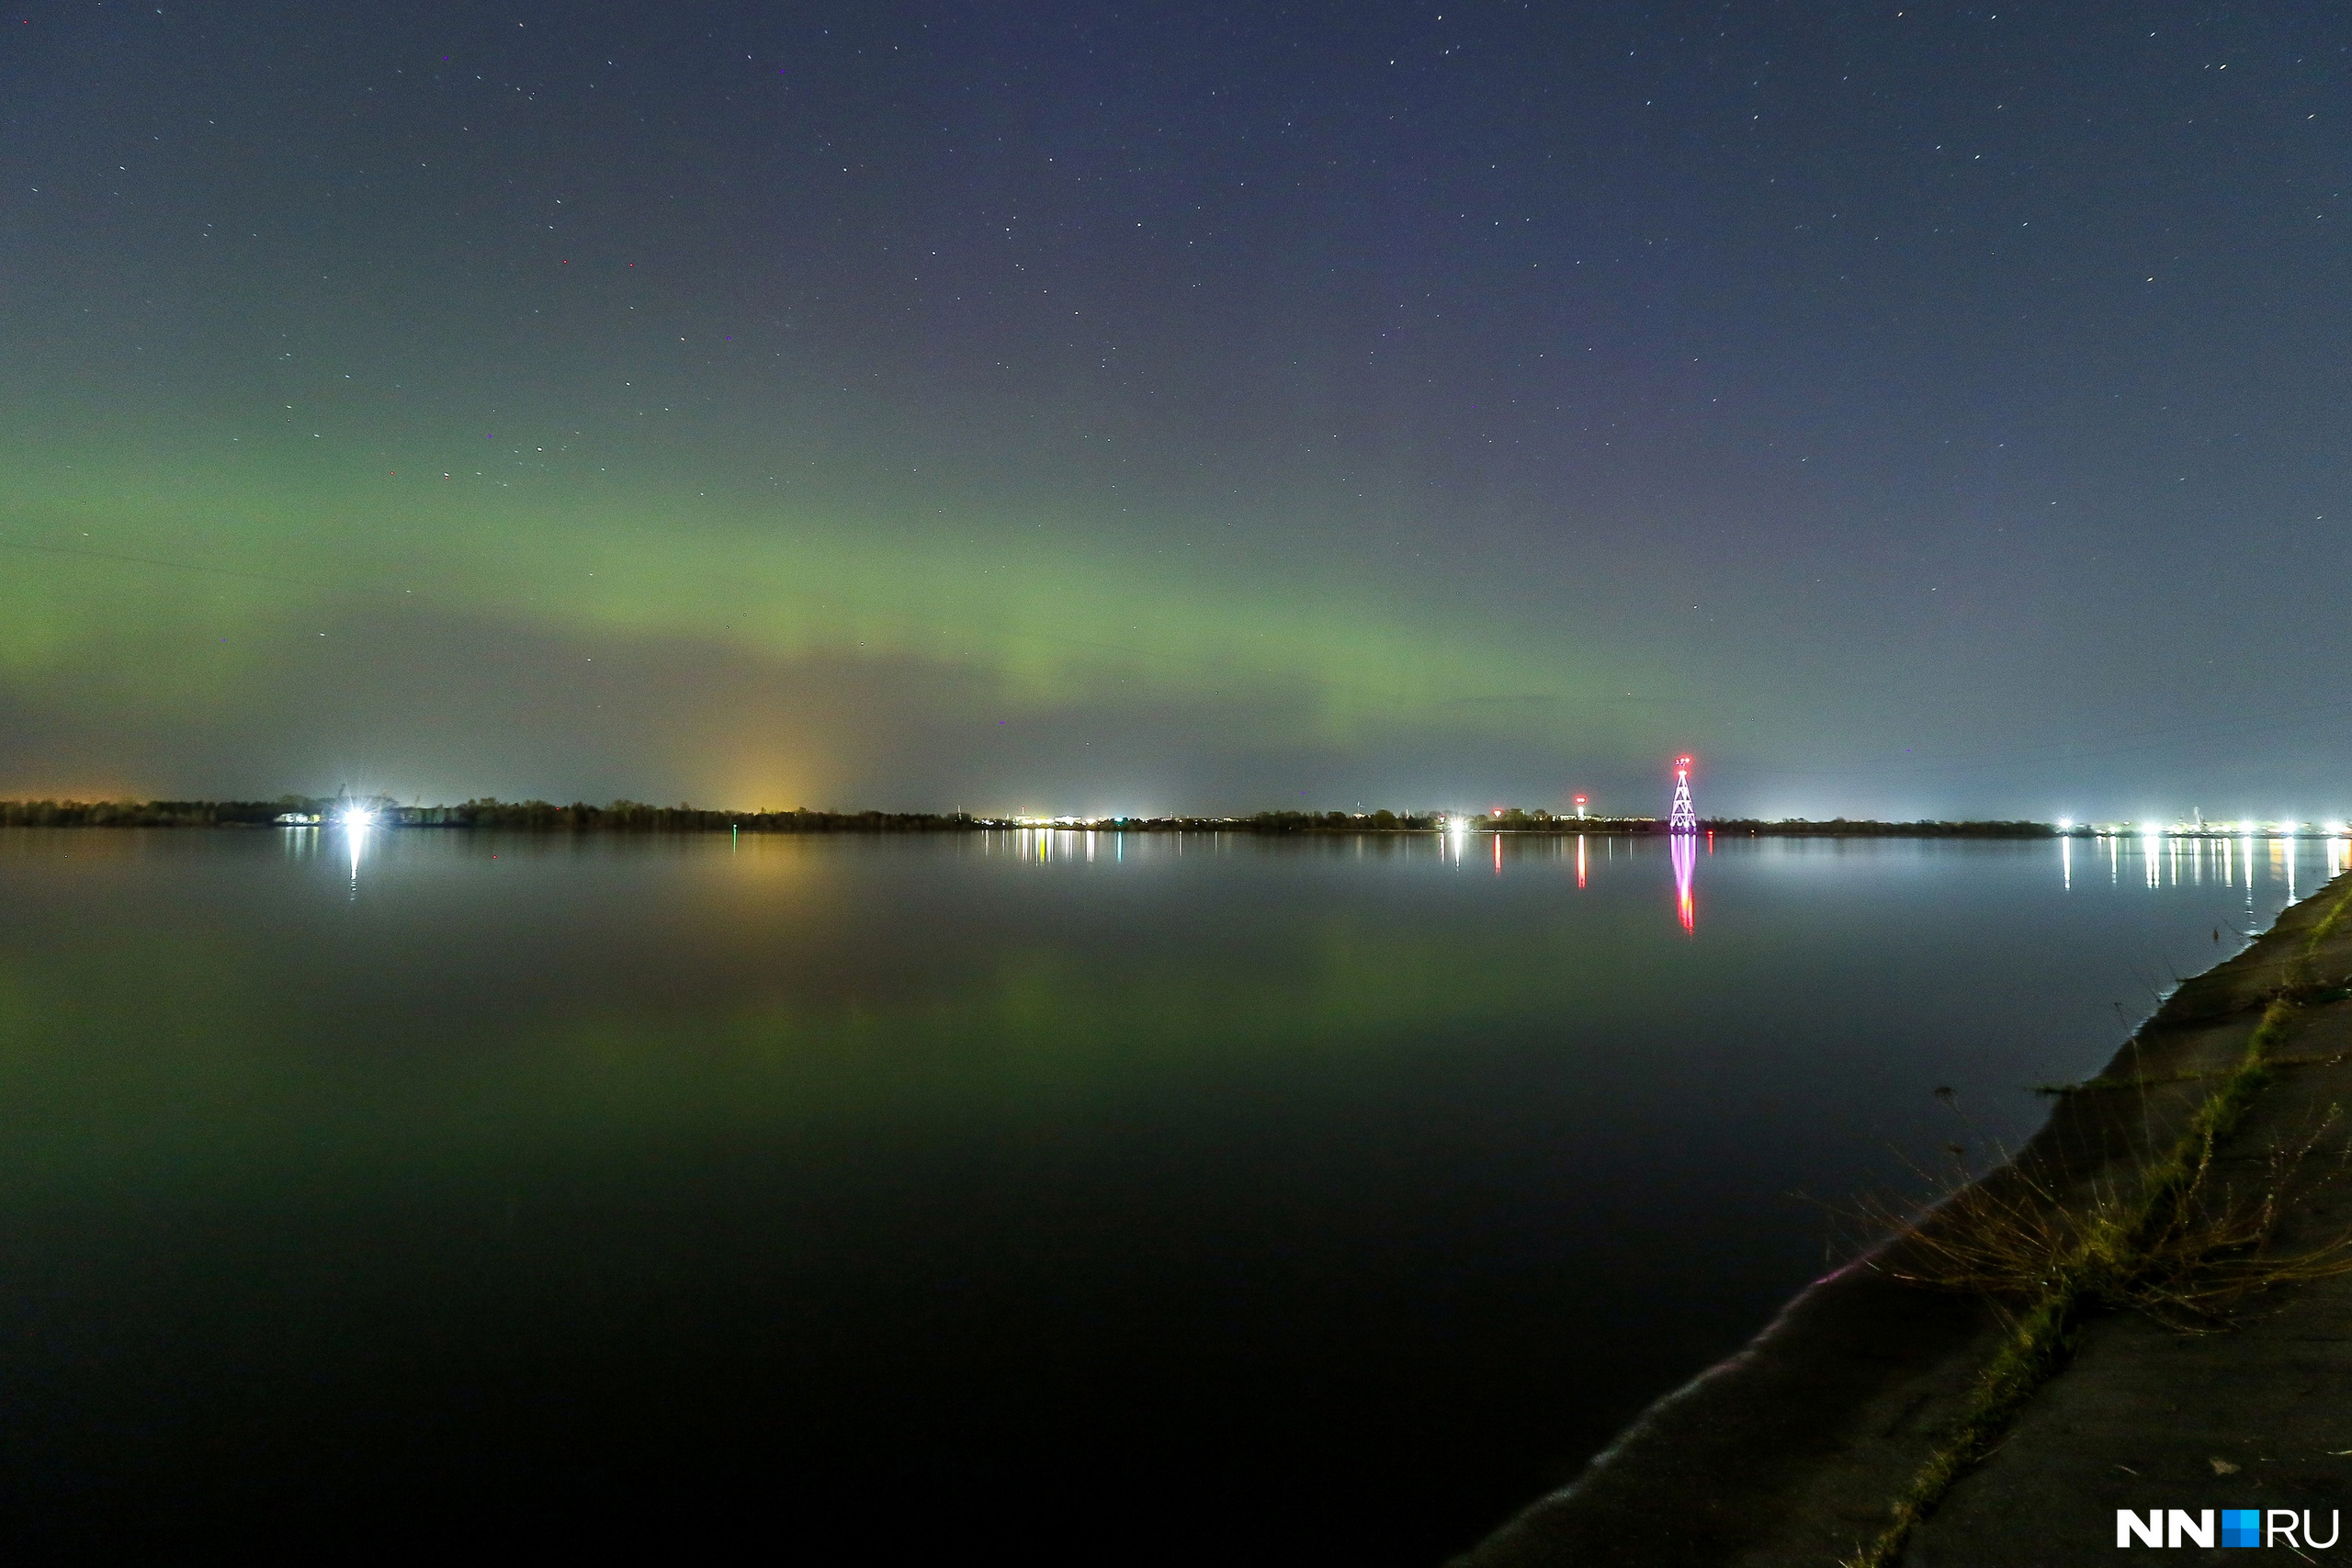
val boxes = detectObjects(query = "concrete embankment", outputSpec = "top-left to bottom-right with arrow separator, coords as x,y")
1455,870 -> 2352,1567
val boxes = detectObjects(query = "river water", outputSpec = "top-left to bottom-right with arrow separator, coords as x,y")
0,827 -> 2338,1561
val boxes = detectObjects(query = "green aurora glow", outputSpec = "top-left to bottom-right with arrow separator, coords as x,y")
2,431 -> 1657,807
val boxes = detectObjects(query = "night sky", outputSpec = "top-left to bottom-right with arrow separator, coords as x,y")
4,2 -> 2347,819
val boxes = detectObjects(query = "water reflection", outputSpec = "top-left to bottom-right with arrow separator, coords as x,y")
279,821 -> 320,863
1669,831 -> 1697,934
2245,831 -> 2259,930
2064,831 -> 2348,920
342,819 -> 371,899
4,829 -> 2342,1562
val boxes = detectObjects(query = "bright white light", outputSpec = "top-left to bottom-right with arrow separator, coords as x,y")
2056,818 -> 2074,831
2139,821 -> 2161,838
2328,821 -> 2346,837
338,806 -> 376,829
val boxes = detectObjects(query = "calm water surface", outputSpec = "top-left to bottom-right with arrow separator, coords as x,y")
1,828 -> 2339,1560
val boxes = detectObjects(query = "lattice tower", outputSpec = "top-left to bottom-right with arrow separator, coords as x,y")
1668,756 -> 1698,833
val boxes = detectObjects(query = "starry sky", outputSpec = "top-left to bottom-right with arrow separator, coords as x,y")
3,1 -> 2347,818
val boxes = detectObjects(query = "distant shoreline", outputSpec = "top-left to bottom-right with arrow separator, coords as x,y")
0,799 -> 2312,839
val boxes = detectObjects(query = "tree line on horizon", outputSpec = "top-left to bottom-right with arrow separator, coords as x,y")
0,797 -> 978,832
0,797 -> 2067,836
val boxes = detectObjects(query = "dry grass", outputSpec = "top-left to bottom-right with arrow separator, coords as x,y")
1871,1107 -> 2352,1333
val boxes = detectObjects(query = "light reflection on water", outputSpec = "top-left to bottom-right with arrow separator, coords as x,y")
979,828 -> 2351,943
1669,831 -> 1698,933
2052,829 -> 2347,938
325,818 -> 2352,961
3,827 -> 2345,1562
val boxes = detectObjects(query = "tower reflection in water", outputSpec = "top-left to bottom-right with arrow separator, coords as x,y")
1670,829 -> 1697,933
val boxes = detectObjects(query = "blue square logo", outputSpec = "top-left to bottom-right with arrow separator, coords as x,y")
2221,1508 -> 2261,1548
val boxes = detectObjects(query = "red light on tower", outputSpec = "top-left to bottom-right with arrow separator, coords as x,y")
1668,755 -> 1698,833
1572,793 -> 1588,821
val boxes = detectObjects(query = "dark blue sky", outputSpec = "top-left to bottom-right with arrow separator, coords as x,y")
3,2 -> 2347,818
